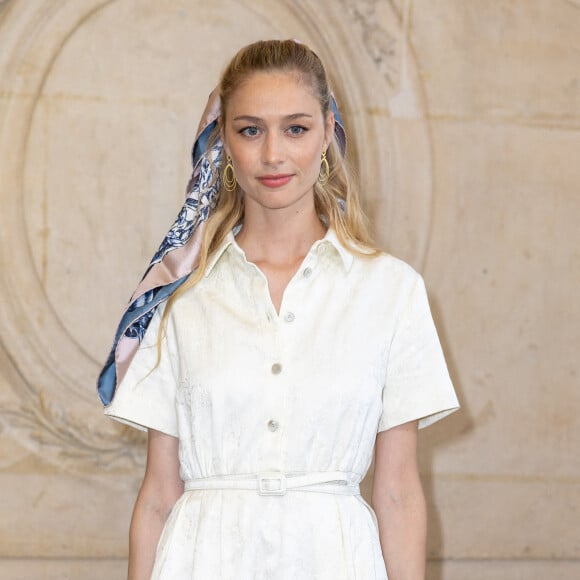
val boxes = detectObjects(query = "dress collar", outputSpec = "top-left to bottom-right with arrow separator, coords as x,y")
204,227 -> 354,277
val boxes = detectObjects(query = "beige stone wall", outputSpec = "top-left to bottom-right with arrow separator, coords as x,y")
0,0 -> 578,578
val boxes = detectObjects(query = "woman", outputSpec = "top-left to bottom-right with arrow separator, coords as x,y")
99,39 -> 459,580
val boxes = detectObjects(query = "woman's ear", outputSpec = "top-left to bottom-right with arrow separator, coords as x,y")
324,111 -> 335,149
222,141 -> 230,159
219,117 -> 229,156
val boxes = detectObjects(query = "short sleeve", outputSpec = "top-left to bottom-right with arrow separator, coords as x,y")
378,273 -> 459,432
104,305 -> 179,437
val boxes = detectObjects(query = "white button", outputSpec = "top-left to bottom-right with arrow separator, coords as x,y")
303,267 -> 313,278
271,363 -> 282,374
317,244 -> 328,254
267,419 -> 279,432
284,312 -> 295,323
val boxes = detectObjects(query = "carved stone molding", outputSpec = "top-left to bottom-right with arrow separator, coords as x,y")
341,0 -> 400,88
0,0 -> 432,473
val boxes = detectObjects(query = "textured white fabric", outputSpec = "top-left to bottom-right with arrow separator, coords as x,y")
105,228 -> 459,579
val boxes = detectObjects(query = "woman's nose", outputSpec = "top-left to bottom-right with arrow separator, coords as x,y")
262,133 -> 283,165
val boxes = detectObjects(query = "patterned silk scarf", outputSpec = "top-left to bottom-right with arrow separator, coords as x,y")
97,88 -> 347,406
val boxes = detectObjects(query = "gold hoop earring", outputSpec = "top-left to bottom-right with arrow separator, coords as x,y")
223,154 -> 237,192
318,150 -> 330,185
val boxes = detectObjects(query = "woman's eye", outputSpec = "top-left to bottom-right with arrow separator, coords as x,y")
240,126 -> 260,137
288,125 -> 308,136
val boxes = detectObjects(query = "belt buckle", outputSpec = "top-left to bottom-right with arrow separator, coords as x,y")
257,472 -> 287,496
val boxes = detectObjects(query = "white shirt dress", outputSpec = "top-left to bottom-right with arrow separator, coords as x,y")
105,228 -> 459,579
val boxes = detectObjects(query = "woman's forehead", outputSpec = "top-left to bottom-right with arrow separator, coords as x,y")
225,70 -> 321,118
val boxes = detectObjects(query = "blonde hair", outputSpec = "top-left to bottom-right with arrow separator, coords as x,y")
157,40 -> 378,351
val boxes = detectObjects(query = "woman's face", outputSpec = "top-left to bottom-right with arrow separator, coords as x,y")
222,70 -> 334,214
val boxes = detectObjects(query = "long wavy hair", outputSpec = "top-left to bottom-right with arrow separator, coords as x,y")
157,40 -> 378,349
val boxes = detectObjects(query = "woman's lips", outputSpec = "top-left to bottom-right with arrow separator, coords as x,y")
257,174 -> 293,188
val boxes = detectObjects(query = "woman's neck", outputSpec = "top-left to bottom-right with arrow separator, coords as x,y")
235,206 -> 326,267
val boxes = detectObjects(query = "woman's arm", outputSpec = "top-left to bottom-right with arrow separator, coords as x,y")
372,420 -> 426,580
128,428 -> 184,580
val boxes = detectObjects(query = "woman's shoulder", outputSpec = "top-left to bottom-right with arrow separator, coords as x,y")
343,249 -> 428,319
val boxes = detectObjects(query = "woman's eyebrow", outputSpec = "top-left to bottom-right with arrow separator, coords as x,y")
232,113 -> 313,122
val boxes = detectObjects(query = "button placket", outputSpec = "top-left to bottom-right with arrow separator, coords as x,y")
261,262 -> 307,463
262,319 -> 284,466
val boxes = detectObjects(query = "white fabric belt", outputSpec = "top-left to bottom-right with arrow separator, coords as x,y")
184,471 -> 361,496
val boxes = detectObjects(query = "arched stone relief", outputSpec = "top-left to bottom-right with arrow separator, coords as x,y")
0,0 -> 432,473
